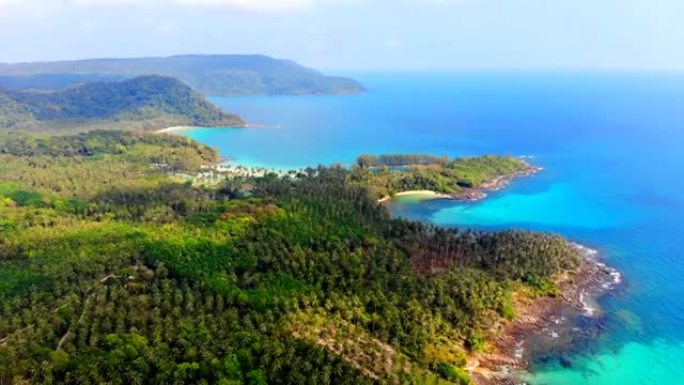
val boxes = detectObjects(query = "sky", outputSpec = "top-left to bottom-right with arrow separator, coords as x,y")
0,0 -> 683,71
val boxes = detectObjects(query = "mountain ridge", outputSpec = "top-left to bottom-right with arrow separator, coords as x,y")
0,54 -> 366,96
0,75 -> 245,132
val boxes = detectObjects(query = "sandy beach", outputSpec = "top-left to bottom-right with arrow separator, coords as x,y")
393,190 -> 454,200
377,190 -> 452,203
155,126 -> 193,134
156,122 -> 263,135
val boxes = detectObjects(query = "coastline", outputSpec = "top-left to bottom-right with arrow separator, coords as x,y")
155,122 -> 259,135
469,244 -> 622,385
153,122 -> 280,134
245,122 -> 280,129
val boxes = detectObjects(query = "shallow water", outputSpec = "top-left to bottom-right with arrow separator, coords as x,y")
185,73 -> 684,384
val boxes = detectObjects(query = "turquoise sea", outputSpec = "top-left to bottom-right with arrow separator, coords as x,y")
184,73 -> 684,384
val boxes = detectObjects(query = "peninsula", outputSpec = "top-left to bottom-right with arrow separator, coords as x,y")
349,154 -> 540,202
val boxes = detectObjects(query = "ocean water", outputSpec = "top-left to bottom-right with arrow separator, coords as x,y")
184,73 -> 684,384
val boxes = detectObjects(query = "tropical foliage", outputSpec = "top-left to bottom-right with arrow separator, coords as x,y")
0,131 -> 579,384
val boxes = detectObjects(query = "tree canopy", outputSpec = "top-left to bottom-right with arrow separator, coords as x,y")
0,76 -> 244,132
0,131 -> 579,385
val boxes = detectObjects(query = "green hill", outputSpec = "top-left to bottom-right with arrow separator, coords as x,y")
0,75 -> 245,132
0,89 -> 35,130
0,54 -> 365,96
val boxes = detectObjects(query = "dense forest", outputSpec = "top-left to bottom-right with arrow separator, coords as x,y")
350,154 -> 534,199
0,55 -> 365,96
0,131 -> 580,385
0,76 -> 245,132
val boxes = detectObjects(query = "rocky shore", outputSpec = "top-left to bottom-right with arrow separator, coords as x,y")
454,164 -> 542,202
468,244 -> 621,385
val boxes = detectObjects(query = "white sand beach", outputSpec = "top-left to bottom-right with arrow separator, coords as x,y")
155,126 -> 193,134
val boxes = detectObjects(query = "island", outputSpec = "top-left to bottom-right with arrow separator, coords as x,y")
349,153 -> 540,202
0,75 -> 245,133
0,130 -> 613,385
0,54 -> 365,96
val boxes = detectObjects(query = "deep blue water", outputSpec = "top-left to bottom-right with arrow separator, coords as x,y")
185,73 -> 684,384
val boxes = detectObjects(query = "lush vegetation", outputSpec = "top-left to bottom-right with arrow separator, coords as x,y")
357,154 -> 451,168
0,55 -> 365,96
350,154 -> 534,199
0,76 -> 245,132
0,132 -> 579,384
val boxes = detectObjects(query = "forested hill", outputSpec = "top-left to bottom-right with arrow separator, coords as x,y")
0,55 -> 366,96
0,75 -> 245,132
0,131 -> 581,385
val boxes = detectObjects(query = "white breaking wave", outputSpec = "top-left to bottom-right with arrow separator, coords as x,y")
514,341 -> 525,359
571,242 -> 599,257
579,292 -> 597,317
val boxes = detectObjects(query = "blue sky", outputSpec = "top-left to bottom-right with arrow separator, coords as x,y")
0,0 -> 682,71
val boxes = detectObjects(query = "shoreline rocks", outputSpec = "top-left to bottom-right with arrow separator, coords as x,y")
470,244 -> 622,385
